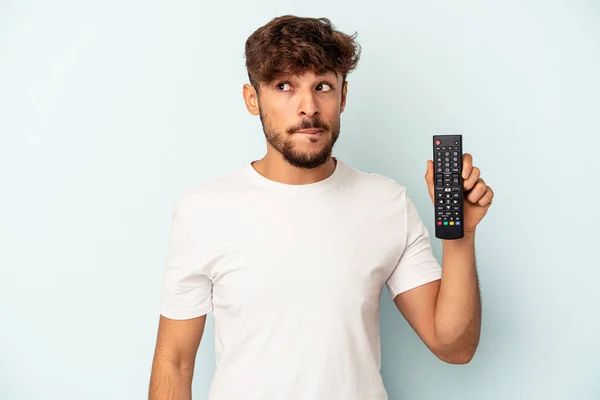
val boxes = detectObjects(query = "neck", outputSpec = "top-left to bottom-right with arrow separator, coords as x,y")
251,152 -> 337,185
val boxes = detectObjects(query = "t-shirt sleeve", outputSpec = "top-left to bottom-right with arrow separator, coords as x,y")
159,199 -> 213,319
385,194 -> 442,299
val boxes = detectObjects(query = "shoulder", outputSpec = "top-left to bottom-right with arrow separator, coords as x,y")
341,161 -> 409,201
172,163 -> 251,213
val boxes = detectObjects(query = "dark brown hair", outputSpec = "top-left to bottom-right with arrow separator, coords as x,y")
244,15 -> 361,93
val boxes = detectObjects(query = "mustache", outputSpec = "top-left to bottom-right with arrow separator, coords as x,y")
288,118 -> 329,133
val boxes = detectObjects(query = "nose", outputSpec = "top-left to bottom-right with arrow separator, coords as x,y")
298,92 -> 319,118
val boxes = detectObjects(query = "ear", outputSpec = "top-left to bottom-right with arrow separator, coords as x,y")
243,84 -> 260,116
340,80 -> 348,114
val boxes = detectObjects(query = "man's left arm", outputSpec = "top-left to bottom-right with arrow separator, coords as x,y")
394,153 -> 493,364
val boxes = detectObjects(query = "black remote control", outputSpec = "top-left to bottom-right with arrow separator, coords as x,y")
433,134 -> 464,240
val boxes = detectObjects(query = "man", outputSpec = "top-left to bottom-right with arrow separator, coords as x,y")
149,15 -> 494,400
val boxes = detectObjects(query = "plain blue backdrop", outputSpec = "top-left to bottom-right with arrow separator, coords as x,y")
1,0 -> 598,399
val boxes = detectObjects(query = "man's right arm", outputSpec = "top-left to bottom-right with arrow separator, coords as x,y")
149,314 -> 207,400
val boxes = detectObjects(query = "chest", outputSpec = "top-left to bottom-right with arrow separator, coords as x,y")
206,201 -> 404,315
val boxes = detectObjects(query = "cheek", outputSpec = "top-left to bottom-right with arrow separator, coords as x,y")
321,97 -> 341,115
268,103 -> 295,129
272,100 -> 293,117
261,109 -> 288,134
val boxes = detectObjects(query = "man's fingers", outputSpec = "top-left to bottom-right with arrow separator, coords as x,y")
425,160 -> 434,181
466,178 -> 487,203
477,186 -> 494,207
463,167 -> 480,191
425,160 -> 435,201
462,153 -> 473,179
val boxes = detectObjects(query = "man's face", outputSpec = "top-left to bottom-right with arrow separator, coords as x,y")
251,71 -> 347,169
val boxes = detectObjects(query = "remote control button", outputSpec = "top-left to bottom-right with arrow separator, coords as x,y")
437,221 -> 442,225
456,221 -> 460,225
443,221 -> 448,225
449,221 -> 454,225
452,168 -> 460,173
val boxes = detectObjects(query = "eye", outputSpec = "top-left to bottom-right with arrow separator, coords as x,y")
276,82 -> 292,91
317,82 -> 333,92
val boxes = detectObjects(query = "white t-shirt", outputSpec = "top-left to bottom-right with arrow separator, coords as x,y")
160,158 -> 442,400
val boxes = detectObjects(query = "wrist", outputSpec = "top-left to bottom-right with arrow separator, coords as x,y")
463,229 -> 476,239
442,230 -> 475,247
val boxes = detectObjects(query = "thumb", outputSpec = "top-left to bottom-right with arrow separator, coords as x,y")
424,160 -> 435,203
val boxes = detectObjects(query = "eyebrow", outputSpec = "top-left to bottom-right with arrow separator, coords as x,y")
276,74 -> 337,84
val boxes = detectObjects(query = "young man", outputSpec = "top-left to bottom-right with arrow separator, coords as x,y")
149,15 -> 494,400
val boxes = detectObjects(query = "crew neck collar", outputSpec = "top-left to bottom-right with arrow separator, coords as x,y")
244,157 -> 346,193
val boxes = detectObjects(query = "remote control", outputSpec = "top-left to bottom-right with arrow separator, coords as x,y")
433,134 -> 464,240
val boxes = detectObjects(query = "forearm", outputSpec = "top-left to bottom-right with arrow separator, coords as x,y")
149,361 -> 193,400
434,231 -> 481,362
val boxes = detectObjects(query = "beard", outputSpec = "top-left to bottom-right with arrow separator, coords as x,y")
259,109 -> 340,169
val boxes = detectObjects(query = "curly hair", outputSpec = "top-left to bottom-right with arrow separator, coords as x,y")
244,15 -> 361,93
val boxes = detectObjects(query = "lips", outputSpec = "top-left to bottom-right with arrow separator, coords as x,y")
295,129 -> 323,135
